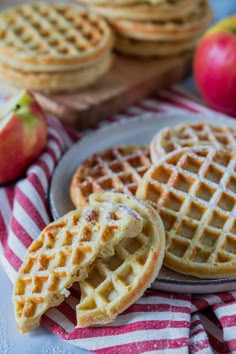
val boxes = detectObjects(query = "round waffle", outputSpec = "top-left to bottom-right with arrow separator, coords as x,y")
137,146 -> 236,279
13,200 -> 143,333
110,0 -> 213,41
70,145 -> 152,208
151,122 -> 236,163
84,0 -> 199,21
79,0 -> 168,5
0,52 -> 112,93
115,34 -> 197,56
0,3 -> 113,72
77,192 -> 165,327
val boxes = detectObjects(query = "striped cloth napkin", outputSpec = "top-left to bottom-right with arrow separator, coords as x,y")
1,87 -> 236,354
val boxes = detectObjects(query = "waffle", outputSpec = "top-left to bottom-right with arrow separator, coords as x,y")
82,0 -> 199,21
110,0 -> 213,41
115,34 -> 197,56
0,52 -> 112,93
150,122 -> 236,163
0,3 -> 113,72
79,0 -> 169,5
70,145 -> 152,208
137,146 -> 236,279
13,202 -> 143,333
77,192 -> 165,327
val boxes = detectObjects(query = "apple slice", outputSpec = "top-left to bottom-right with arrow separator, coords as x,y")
0,90 -> 47,184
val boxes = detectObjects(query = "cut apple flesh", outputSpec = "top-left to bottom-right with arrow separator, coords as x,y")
0,90 -> 33,130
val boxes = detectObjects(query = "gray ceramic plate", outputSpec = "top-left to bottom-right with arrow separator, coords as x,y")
49,112 -> 236,294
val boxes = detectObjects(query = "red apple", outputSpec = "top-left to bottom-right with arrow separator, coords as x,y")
194,15 -> 236,117
0,90 -> 47,184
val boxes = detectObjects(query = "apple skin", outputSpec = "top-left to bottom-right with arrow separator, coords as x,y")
194,16 -> 236,117
0,90 -> 47,184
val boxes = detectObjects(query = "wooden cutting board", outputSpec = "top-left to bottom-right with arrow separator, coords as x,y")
0,0 -> 193,130
0,53 -> 192,130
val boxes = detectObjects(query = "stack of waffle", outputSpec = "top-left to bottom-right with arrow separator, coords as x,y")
79,0 -> 213,57
0,3 -> 114,92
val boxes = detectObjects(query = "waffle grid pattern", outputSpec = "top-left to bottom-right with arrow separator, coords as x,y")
70,145 -> 151,207
0,3 -> 112,70
151,123 -> 236,162
137,147 -> 236,278
77,192 -> 165,326
78,232 -> 150,322
13,203 -> 142,333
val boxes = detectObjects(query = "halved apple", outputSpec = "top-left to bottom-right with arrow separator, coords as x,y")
0,90 -> 47,184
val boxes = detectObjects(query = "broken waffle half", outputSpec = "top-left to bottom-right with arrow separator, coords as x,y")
77,192 -> 165,327
13,199 -> 143,333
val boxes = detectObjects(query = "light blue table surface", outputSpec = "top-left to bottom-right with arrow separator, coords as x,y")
1,1 -> 236,354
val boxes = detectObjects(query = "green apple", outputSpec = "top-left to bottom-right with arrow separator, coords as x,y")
0,90 -> 47,184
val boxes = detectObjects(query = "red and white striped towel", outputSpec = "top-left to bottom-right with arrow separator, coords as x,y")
1,87 -> 236,354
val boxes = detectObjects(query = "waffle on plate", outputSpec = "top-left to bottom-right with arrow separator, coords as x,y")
137,146 -> 236,278
77,192 -> 165,327
151,122 -> 236,163
70,145 -> 152,208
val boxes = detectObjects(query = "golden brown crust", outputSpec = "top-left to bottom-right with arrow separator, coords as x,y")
0,53 -> 113,93
110,0 -> 213,41
79,0 -> 168,5
115,34 -> 197,56
150,122 -> 236,163
86,0 -> 200,21
77,192 -> 165,327
137,146 -> 236,279
70,145 -> 151,208
0,3 -> 114,72
77,0 -> 179,6
13,200 -> 143,333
